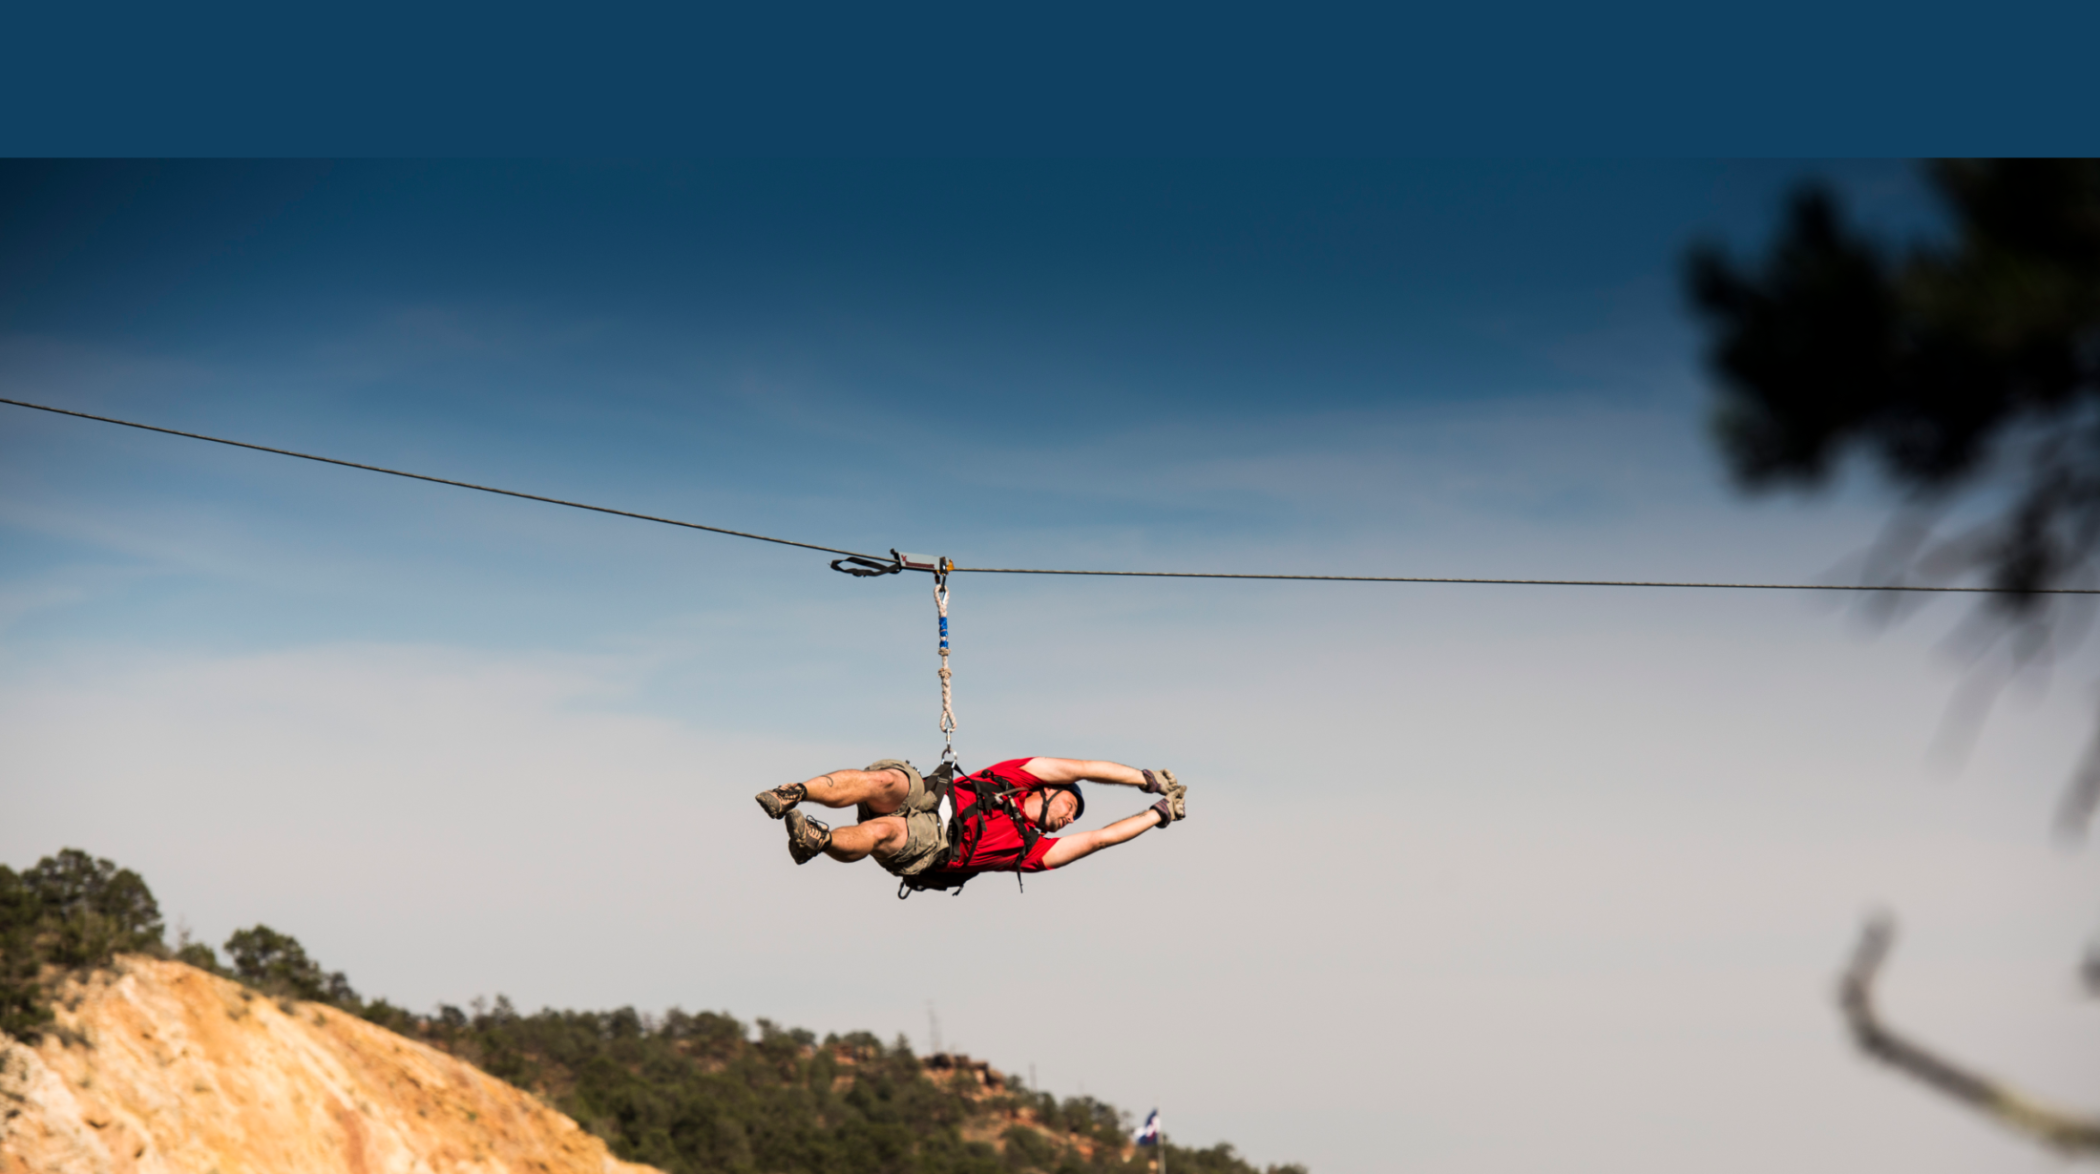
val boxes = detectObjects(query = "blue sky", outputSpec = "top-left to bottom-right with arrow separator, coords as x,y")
0,160 -> 1936,643
4,161 -> 2095,1173
7,4 -> 2098,155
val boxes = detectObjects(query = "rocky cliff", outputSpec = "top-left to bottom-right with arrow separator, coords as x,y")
0,957 -> 658,1174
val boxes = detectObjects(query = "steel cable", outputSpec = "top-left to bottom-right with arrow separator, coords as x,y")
6,395 -> 2095,596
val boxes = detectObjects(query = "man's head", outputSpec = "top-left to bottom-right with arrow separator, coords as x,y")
1031,783 -> 1085,831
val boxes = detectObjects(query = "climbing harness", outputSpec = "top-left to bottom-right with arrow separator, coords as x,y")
895,763 -> 1058,900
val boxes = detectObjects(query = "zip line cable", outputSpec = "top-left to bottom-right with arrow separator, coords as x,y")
0,396 -> 880,563
6,395 -> 2095,597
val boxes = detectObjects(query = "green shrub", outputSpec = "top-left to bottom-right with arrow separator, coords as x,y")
1154,1141 -> 1305,1174
222,924 -> 358,1007
0,866 -> 53,1041
175,940 -> 227,975
376,998 -> 1169,1174
0,849 -> 168,1042
23,849 -> 165,967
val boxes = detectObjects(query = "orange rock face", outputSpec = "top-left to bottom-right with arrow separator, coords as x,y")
0,957 -> 659,1174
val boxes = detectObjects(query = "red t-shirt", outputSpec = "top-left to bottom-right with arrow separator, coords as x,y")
938,758 -> 1060,874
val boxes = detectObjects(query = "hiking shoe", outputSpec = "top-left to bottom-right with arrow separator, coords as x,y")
785,810 -> 832,864
755,782 -> 807,819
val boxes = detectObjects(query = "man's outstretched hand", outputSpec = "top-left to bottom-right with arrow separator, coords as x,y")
1043,778 -> 1187,867
1148,774 -> 1187,826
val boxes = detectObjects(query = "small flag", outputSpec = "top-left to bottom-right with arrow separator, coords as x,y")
1134,1109 -> 1161,1146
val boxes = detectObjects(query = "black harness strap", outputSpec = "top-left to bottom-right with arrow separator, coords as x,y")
895,764 -> 1053,900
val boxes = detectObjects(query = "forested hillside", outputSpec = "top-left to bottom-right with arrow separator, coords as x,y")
1,849 -> 1303,1174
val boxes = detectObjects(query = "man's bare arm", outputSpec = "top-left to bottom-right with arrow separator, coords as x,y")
1020,758 -> 1149,787
1039,808 -> 1166,869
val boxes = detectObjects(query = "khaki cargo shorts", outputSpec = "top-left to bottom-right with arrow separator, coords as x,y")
859,759 -> 949,878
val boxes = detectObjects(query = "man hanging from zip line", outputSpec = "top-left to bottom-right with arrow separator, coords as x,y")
755,757 -> 1187,892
